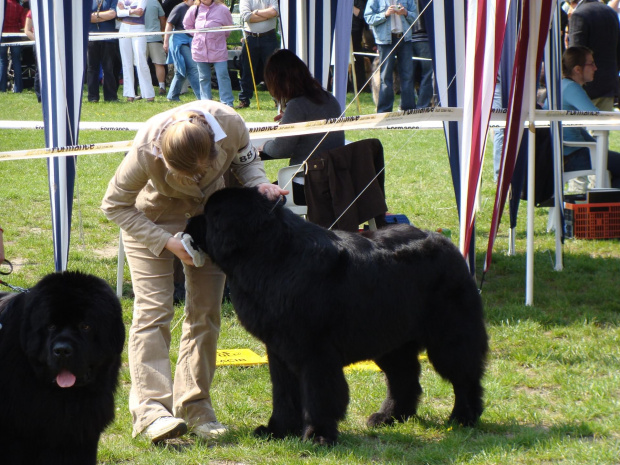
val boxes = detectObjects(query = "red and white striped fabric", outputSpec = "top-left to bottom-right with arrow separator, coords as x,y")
459,0 -> 510,259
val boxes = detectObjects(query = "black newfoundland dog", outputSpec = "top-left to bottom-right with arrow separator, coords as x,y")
186,187 -> 488,445
0,271 -> 125,464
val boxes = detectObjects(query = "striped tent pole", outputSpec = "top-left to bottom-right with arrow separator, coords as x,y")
31,0 -> 89,271
545,5 -> 564,270
278,0 -> 349,108
420,0 -> 477,272
459,0 -> 509,262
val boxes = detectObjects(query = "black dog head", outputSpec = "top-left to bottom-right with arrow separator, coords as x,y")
20,271 -> 125,389
185,187 -> 286,268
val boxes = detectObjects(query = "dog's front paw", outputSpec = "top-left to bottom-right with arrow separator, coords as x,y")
253,425 -> 273,438
302,425 -> 337,446
366,412 -> 396,428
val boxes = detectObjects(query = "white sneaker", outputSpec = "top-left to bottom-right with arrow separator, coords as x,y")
143,416 -> 188,443
192,421 -> 228,439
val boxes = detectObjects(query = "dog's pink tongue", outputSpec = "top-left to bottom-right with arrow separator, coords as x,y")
56,370 -> 76,388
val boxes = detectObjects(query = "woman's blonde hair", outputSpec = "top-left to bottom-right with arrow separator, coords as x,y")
158,111 -> 217,179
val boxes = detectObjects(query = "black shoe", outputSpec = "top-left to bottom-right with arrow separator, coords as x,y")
158,87 -> 166,96
88,99 -> 99,103
236,100 -> 250,109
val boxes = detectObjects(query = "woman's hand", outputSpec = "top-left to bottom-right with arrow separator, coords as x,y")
257,183 -> 289,201
165,236 -> 195,266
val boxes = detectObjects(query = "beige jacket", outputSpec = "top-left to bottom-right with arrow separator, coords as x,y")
101,100 -> 269,256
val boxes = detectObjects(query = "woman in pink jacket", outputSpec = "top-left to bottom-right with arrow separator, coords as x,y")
183,0 -> 234,107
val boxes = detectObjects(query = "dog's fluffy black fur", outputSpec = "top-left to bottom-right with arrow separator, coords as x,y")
0,271 -> 125,464
186,187 -> 488,445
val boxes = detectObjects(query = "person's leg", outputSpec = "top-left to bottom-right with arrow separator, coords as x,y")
167,68 -> 183,101
213,60 -> 233,107
133,34 -> 155,99
0,46 -> 8,92
173,255 -> 226,427
606,149 -> 620,189
87,41 -> 102,102
10,45 -> 23,93
184,54 -> 202,100
412,40 -> 433,108
123,231 -> 177,437
396,41 -> 415,111
351,28 -> 366,93
377,43 -> 396,113
101,41 -> 119,101
238,35 -> 256,104
118,29 -> 136,98
196,61 -> 212,100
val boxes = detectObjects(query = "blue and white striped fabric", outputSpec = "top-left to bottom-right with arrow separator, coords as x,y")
419,0 -> 477,270
279,0 -> 352,110
30,0 -> 90,271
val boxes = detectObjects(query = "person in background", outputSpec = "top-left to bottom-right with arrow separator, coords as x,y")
0,0 -> 27,94
568,0 -> 620,111
88,0 -> 120,102
259,49 -> 345,203
237,0 -> 280,109
117,0 -> 156,102
101,100 -> 287,443
561,46 -> 620,188
351,0 -> 369,93
144,0 -> 168,96
183,0 -> 234,107
162,0 -> 183,17
410,0 -> 433,108
364,0 -> 417,113
163,0 -> 201,101
24,9 -> 40,102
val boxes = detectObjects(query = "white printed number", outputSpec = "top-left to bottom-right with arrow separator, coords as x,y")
233,144 -> 257,166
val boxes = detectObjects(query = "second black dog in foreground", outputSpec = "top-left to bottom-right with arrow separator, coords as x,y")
0,271 -> 125,465
186,187 -> 488,445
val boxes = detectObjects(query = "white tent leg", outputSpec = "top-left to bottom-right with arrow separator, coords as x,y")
508,227 -> 516,256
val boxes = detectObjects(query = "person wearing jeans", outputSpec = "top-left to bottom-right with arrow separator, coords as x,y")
365,0 -> 417,113
183,0 -> 234,107
0,0 -> 27,93
163,0 -> 201,101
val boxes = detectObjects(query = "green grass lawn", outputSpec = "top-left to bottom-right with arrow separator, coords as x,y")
1,87 -> 619,464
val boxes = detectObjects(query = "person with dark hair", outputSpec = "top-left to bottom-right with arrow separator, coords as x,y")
101,100 -> 287,443
163,0 -> 201,101
568,0 -> 620,111
561,46 -> 620,188
259,49 -> 345,204
260,49 -> 345,166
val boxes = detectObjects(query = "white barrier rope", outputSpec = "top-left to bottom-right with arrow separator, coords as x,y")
1,25 -> 244,47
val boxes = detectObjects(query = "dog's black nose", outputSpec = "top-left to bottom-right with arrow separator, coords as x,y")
52,342 -> 73,359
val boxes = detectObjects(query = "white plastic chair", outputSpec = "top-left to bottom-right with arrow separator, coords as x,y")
547,141 -> 611,232
277,164 -> 308,217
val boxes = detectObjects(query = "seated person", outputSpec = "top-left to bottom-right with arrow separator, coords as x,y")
561,46 -> 620,188
259,49 -> 345,203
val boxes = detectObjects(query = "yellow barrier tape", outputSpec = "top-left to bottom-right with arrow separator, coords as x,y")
3,108 -> 620,162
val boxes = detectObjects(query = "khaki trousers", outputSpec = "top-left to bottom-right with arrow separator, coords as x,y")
123,219 -> 226,436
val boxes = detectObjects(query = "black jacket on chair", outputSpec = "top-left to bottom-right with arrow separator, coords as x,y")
304,138 -> 388,231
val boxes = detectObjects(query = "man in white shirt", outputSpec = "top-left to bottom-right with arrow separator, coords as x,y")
237,0 -> 279,109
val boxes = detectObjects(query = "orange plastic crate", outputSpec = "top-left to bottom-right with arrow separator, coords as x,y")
564,202 -> 620,239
